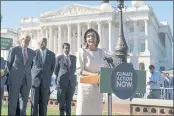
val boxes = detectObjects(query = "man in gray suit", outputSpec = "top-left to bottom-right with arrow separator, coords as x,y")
54,43 -> 76,116
31,37 -> 55,116
5,35 -> 35,115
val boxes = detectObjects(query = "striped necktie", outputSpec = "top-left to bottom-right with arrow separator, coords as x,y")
66,56 -> 70,68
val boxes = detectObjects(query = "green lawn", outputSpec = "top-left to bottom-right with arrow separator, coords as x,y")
1,104 -> 76,115
2,104 -> 119,115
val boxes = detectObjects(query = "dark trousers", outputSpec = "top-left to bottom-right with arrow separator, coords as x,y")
15,99 -> 20,116
59,81 -> 75,116
56,88 -> 61,105
148,89 -> 161,99
8,78 -> 31,115
0,87 -> 4,115
7,85 -> 20,116
31,84 -> 50,116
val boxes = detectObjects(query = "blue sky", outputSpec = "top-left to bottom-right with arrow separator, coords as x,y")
1,1 -> 173,35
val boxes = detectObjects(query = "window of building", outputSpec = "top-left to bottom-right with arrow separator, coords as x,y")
130,27 -> 134,32
140,27 -> 145,32
128,40 -> 134,53
139,62 -> 145,70
160,66 -> 165,72
140,41 -> 145,52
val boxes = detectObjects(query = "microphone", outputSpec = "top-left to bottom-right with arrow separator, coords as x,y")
104,57 -> 115,68
104,57 -> 113,63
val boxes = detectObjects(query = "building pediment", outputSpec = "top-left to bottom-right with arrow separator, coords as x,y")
40,4 -> 100,18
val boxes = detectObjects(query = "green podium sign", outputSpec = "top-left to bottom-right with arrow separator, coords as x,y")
111,63 -> 138,99
100,64 -> 146,98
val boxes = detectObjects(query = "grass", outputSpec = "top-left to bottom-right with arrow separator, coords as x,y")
1,104 -> 76,115
1,104 -> 120,115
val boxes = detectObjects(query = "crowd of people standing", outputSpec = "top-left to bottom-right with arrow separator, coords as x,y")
0,28 -> 107,115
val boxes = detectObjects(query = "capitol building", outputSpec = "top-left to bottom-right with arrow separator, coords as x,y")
18,1 -> 173,72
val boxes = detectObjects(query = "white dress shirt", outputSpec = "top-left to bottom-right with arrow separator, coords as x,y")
64,53 -> 71,67
40,49 -> 47,63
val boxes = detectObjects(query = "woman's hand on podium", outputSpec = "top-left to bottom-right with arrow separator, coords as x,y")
97,78 -> 100,86
1,69 -> 5,78
89,72 -> 98,76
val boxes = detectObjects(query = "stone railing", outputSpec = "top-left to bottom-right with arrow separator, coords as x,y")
130,98 -> 173,115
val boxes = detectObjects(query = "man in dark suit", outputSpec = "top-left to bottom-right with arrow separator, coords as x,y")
0,57 -> 6,115
31,37 -> 55,116
54,43 -> 76,116
5,35 -> 36,115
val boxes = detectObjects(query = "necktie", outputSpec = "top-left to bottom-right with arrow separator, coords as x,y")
66,56 -> 70,68
24,48 -> 27,65
42,51 -> 44,63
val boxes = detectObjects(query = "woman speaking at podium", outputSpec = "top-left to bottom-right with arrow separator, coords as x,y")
76,29 -> 106,115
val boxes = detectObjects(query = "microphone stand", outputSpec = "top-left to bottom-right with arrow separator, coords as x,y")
104,60 -> 115,116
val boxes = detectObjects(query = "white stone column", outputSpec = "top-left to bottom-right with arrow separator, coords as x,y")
77,23 -> 82,49
72,29 -> 76,54
49,26 -> 53,51
63,29 -> 67,43
67,24 -> 72,53
132,20 -> 139,69
36,30 -> 40,49
37,30 -> 40,39
87,21 -> 91,29
58,25 -> 62,54
101,24 -> 106,49
133,20 -> 138,54
40,27 -> 44,37
97,21 -> 102,48
54,29 -> 58,54
81,27 -> 86,48
144,19 -> 149,53
108,20 -> 112,52
45,27 -> 49,48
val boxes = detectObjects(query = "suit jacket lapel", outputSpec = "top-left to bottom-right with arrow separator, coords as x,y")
70,55 -> 73,69
44,50 -> 50,65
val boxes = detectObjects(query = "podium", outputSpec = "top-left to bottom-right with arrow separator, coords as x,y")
99,63 -> 146,115
79,65 -> 146,94
100,66 -> 146,94
79,63 -> 146,115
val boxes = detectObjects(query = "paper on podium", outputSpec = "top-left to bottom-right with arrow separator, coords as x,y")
80,74 -> 99,84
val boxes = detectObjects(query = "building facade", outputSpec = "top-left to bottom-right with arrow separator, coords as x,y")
20,2 -> 173,72
1,28 -> 19,60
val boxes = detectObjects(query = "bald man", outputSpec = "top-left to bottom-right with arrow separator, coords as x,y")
31,37 -> 55,116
